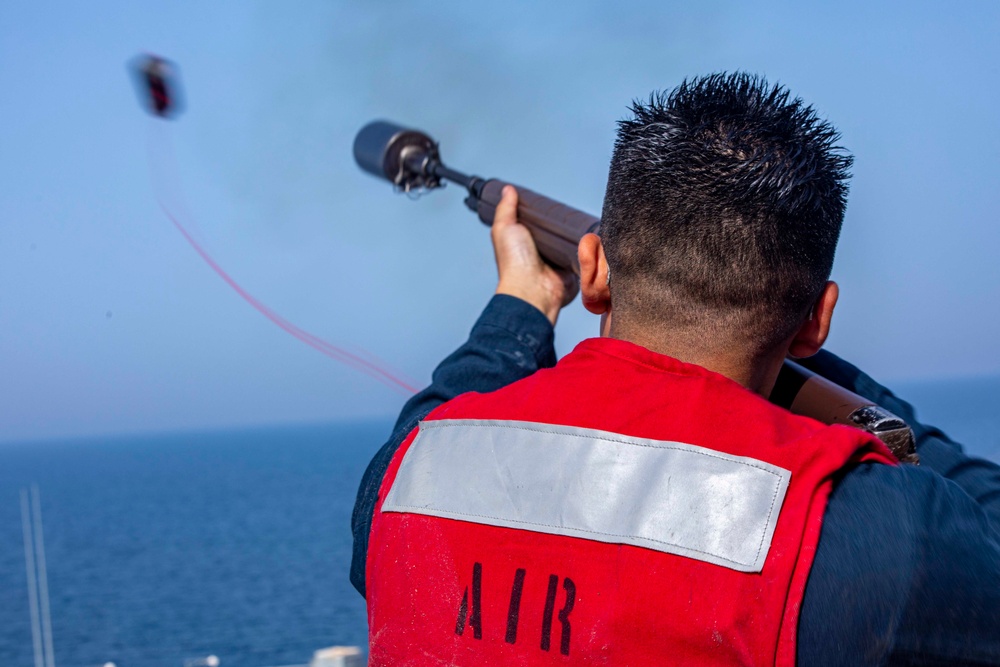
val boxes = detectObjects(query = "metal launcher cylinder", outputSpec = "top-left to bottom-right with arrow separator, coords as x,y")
352,121 -> 597,272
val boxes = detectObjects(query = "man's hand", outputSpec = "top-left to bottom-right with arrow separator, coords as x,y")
492,186 -> 580,325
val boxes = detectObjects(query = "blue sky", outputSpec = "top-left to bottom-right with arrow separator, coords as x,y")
2,0 -> 999,442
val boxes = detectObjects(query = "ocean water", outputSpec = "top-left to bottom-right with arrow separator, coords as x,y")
0,420 -> 389,667
2,377 -> 999,667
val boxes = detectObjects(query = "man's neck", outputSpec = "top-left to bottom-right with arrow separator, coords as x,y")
606,324 -> 787,397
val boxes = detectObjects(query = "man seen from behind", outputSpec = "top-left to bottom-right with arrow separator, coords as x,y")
352,73 -> 1000,665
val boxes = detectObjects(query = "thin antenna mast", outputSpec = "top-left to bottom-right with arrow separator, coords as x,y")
31,485 -> 56,667
20,489 -> 44,667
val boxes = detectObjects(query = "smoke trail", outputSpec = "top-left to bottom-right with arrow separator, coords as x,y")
146,122 -> 418,395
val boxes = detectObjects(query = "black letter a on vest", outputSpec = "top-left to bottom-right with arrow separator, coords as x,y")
455,562 -> 483,639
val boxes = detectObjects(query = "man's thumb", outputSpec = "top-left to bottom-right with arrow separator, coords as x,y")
494,185 -> 519,229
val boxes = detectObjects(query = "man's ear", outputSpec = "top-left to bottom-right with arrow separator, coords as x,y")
788,281 -> 839,358
578,233 -> 612,315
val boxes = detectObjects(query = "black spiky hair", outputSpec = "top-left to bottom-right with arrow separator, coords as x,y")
601,72 -> 853,350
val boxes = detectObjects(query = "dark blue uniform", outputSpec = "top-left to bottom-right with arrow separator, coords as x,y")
353,295 -> 1000,665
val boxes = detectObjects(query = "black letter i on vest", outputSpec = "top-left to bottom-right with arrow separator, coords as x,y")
505,568 -> 527,644
455,562 -> 483,639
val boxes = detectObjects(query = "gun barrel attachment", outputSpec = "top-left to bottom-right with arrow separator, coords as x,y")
354,121 -> 442,191
352,120 -> 918,463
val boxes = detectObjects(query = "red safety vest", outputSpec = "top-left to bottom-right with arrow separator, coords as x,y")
366,338 -> 896,666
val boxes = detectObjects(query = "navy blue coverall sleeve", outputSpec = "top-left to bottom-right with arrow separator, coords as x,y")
351,296 -> 1000,665
350,295 -> 556,597
796,352 -> 1000,665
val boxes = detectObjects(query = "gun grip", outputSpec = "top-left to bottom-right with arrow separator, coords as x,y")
476,179 -> 600,275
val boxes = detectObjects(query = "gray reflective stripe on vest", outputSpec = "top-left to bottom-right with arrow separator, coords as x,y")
382,419 -> 790,573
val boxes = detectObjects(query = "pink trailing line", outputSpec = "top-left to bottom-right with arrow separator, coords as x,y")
146,123 -> 418,394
